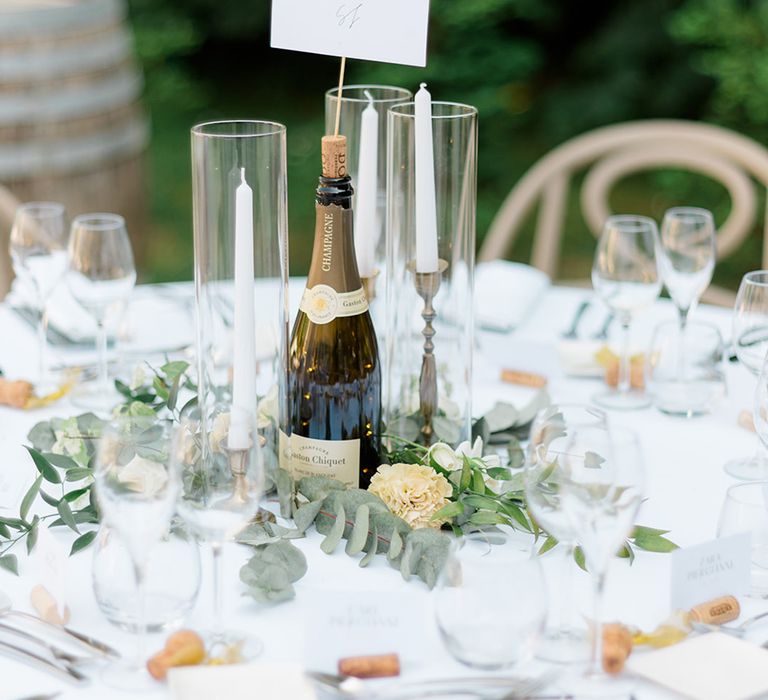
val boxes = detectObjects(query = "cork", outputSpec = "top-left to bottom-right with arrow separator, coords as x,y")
500,369 -> 548,388
338,653 -> 400,678
322,134 -> 348,178
689,595 -> 740,625
602,623 -> 632,675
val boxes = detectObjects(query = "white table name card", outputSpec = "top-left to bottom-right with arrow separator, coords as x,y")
271,0 -> 431,66
671,533 -> 751,610
303,590 -> 428,672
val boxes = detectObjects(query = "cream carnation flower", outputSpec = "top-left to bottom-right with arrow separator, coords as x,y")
369,463 -> 453,529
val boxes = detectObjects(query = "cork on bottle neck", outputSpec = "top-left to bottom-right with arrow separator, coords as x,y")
322,135 -> 348,178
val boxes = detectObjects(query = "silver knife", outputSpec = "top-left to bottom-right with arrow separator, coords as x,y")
0,638 -> 86,684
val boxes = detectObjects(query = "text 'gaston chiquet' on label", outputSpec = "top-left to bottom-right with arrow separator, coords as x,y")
299,285 -> 368,325
279,431 -> 359,488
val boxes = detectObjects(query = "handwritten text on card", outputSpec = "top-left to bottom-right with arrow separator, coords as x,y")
271,0 -> 431,67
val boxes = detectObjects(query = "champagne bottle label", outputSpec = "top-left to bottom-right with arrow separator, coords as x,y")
299,284 -> 368,324
282,431 -> 360,488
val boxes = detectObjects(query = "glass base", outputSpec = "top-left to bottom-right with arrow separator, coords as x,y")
101,661 -> 158,692
592,388 -> 650,411
71,381 -> 121,413
204,630 -> 263,664
535,627 -> 589,664
723,454 -> 768,481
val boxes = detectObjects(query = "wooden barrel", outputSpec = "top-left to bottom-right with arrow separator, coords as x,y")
0,0 -> 149,295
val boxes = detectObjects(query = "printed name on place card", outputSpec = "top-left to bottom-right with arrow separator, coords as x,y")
671,533 -> 751,610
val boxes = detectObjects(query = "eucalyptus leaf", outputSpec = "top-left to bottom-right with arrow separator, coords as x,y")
484,402 -> 519,433
20,476 -> 43,521
388,529 -> 403,560
0,554 -> 18,576
0,523 -> 9,539
76,412 -> 104,436
56,500 -> 79,534
538,535 -> 558,555
277,468 -> 294,519
507,438 -> 525,469
515,389 -> 550,427
27,422 -> 55,451
471,417 -> 490,446
574,546 -> 587,571
346,505 -> 370,555
320,503 -> 346,554
70,530 -> 97,555
26,517 -> 39,554
25,448 -> 61,484
432,416 -> 461,444
360,522 -> 378,567
584,451 -> 605,469
43,453 -> 79,470
293,500 -> 324,534
632,532 -> 678,553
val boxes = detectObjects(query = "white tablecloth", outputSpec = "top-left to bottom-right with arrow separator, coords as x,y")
0,283 -> 760,700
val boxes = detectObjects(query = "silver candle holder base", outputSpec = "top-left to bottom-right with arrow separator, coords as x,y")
408,258 -> 448,444
361,269 -> 380,303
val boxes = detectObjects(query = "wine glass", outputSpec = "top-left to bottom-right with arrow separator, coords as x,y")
66,213 -> 136,412
525,404 -> 608,664
9,202 -> 68,391
557,425 -> 644,694
592,215 -> 662,410
95,415 -> 179,690
435,535 -> 547,669
175,404 -> 265,658
725,271 -> 768,479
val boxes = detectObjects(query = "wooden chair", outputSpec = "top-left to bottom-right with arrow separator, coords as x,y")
0,184 -> 18,299
478,119 -> 768,305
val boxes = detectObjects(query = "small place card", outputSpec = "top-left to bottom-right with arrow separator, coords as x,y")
271,0 -> 431,67
671,534 -> 751,610
303,590 -> 428,672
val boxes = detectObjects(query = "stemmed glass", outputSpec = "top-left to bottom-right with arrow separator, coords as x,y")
9,202 -> 68,392
557,425 -> 644,694
524,404 -> 608,664
66,213 -> 136,412
175,405 -> 264,657
95,415 -> 179,690
592,215 -> 662,410
726,271 -> 768,479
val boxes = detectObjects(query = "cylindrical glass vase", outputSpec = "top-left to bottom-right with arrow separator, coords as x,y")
385,102 -> 478,447
191,121 -> 290,491
324,86 -> 412,316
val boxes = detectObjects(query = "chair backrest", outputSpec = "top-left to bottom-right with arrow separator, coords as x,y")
478,120 -> 768,286
0,185 -> 18,299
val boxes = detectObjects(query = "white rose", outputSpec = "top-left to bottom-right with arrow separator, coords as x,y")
257,385 -> 279,429
455,436 -> 501,469
210,412 -> 230,453
117,455 -> 168,496
428,442 -> 460,471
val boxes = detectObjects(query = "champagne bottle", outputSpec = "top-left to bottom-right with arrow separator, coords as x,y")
285,134 -> 381,489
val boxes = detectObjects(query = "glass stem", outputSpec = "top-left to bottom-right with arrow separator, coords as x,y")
589,571 -> 607,677
132,559 -> 147,670
38,303 -> 49,385
211,542 -> 224,636
617,317 -> 632,396
557,542 -> 576,634
677,307 -> 689,382
96,319 -> 109,394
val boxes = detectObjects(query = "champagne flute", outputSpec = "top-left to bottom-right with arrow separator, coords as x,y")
66,213 -> 136,412
8,202 -> 68,391
525,404 -> 608,664
95,415 -> 179,690
175,404 -> 264,657
558,425 -> 644,693
725,271 -> 768,479
659,207 -> 716,383
592,215 -> 662,410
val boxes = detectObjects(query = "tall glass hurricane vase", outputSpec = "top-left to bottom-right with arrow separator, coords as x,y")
324,86 -> 412,308
191,121 -> 290,494
386,101 -> 477,447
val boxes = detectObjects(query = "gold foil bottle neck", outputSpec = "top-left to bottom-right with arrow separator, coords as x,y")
322,135 -> 347,178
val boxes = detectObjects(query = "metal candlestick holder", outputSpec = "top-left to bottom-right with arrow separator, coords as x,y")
408,258 -> 449,444
221,436 -> 275,523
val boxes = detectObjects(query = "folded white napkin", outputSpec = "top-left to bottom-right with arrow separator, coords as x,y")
627,633 -> 768,700
474,261 -> 549,332
168,663 -> 316,700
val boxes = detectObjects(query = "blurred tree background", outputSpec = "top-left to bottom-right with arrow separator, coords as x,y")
127,0 -> 767,289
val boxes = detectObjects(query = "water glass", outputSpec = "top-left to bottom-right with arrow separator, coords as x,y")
9,202 -> 68,390
717,482 -> 768,597
67,213 -> 136,412
592,215 -> 662,410
647,321 -> 726,416
525,404 -> 608,664
659,207 -> 716,328
725,271 -> 768,480
95,415 -> 179,690
175,405 -> 265,656
434,536 -> 547,669
92,524 -> 201,633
